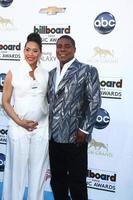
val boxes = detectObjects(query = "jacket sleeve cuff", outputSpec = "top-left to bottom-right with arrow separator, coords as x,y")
79,128 -> 89,134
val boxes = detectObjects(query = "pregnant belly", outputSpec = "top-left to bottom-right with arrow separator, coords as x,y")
20,109 -> 46,121
14,101 -> 47,122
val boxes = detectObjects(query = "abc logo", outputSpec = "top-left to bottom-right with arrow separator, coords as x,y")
94,108 -> 110,129
94,12 -> 116,34
0,153 -> 5,172
0,73 -> 6,92
0,0 -> 13,7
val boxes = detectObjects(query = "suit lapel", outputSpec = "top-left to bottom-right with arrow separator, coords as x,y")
49,68 -> 57,97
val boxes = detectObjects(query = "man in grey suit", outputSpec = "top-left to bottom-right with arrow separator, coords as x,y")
47,35 -> 101,200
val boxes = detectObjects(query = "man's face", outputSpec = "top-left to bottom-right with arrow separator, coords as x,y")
56,38 -> 76,65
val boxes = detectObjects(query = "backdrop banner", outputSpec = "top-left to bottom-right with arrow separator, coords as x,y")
0,0 -> 132,199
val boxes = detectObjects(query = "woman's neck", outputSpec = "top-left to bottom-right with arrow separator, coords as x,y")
30,64 -> 37,71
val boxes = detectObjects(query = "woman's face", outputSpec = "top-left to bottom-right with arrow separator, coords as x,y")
24,41 -> 41,68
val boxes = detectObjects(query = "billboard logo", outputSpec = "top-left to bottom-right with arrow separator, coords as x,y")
88,170 -> 116,182
34,25 -> 70,34
100,77 -> 123,99
0,43 -> 20,51
94,12 -> 116,34
0,129 -> 8,135
0,126 -> 8,144
34,25 -> 71,45
87,168 -> 116,192
0,42 -> 21,61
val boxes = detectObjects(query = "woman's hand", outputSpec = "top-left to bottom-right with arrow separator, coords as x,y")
18,119 -> 38,131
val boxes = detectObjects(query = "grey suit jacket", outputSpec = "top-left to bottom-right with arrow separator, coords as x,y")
47,59 -> 101,143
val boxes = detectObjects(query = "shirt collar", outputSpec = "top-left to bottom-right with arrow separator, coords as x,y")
55,58 -> 75,92
56,57 -> 75,75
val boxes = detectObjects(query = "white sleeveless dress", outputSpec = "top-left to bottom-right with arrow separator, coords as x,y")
2,61 -> 49,200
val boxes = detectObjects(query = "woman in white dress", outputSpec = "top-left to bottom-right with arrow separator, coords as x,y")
2,33 -> 49,200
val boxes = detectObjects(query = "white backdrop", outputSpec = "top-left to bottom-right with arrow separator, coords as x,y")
0,0 -> 133,199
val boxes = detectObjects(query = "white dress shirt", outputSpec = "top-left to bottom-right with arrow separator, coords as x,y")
55,58 -> 75,92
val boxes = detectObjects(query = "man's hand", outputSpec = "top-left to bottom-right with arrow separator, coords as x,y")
75,129 -> 86,145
